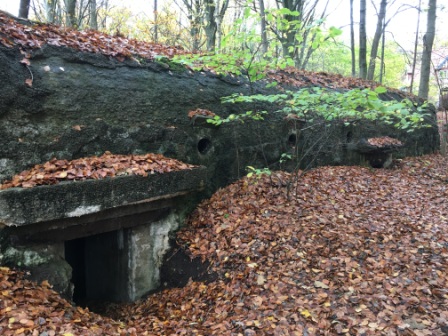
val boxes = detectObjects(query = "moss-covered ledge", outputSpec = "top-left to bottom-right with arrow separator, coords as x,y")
0,167 -> 206,228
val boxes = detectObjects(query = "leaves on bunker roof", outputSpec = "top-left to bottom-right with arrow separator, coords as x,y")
0,152 -> 197,190
0,11 -> 188,61
0,11 -> 412,96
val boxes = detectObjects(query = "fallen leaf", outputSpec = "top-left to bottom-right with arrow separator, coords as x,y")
314,281 -> 329,289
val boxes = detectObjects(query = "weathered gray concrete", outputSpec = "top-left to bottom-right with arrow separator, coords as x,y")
62,213 -> 181,302
128,213 -> 180,301
0,167 -> 204,303
1,242 -> 73,299
0,167 -> 205,227
0,44 -> 440,191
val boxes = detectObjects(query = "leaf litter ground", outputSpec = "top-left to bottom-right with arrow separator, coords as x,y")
1,154 -> 448,335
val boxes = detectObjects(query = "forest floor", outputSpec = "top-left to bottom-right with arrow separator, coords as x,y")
1,153 -> 448,336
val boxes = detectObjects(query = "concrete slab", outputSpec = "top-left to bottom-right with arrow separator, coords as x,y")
0,167 -> 206,228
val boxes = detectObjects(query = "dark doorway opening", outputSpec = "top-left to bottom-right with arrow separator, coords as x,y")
65,229 -> 129,308
65,237 -> 87,305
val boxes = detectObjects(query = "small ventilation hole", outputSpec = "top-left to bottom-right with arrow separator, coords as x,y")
197,138 -> 211,154
288,133 -> 297,146
346,131 -> 353,143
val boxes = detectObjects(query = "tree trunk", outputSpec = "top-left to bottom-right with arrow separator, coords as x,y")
418,0 -> 437,99
89,0 -> 98,30
204,0 -> 229,52
190,17 -> 201,51
204,0 -> 217,51
154,0 -> 158,43
367,0 -> 387,81
19,0 -> 31,18
277,0 -> 305,62
379,13 -> 386,83
46,0 -> 58,23
259,0 -> 268,55
215,0 -> 229,52
180,0 -> 204,51
179,0 -> 228,52
188,0 -> 202,51
215,11 -> 223,52
359,0 -> 367,79
64,0 -> 77,27
276,0 -> 329,69
410,0 -> 422,94
350,0 -> 356,77
298,0 -> 329,70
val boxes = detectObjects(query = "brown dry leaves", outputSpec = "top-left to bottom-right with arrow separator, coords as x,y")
0,152 -> 196,190
0,267 -> 135,336
367,136 -> 403,147
132,154 -> 448,335
188,108 -> 216,119
1,154 -> 448,335
267,67 -> 409,96
0,11 -> 188,61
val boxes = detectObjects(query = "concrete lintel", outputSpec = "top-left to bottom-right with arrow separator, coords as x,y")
11,208 -> 171,243
6,191 -> 193,242
0,167 -> 206,227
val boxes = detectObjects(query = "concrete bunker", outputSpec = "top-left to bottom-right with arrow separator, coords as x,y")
0,167 -> 206,303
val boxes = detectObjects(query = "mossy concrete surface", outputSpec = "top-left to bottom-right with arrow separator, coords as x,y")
0,167 -> 205,227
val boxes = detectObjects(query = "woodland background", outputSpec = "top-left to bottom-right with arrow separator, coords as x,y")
0,0 -> 447,103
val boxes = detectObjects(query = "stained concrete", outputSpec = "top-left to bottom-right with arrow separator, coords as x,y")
0,44 -> 440,191
0,167 -> 205,227
0,167 -> 205,303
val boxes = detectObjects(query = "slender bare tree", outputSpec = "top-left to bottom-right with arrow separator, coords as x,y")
378,8 -> 386,83
350,0 -> 356,77
418,0 -> 437,99
367,0 -> 387,80
176,0 -> 229,51
359,0 -> 367,79
19,0 -> 31,18
154,0 -> 158,43
177,0 -> 202,50
64,0 -> 77,27
258,0 -> 268,55
203,0 -> 230,51
45,0 -> 58,23
410,0 -> 422,94
269,0 -> 330,69
216,0 -> 230,51
89,0 -> 98,29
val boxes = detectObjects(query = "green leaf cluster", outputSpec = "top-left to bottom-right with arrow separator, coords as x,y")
217,86 -> 430,132
206,110 -> 268,126
246,166 -> 272,178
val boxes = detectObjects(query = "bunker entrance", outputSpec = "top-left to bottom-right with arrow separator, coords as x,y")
62,210 -> 181,305
65,237 -> 86,305
65,229 -> 131,306
0,166 -> 206,305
